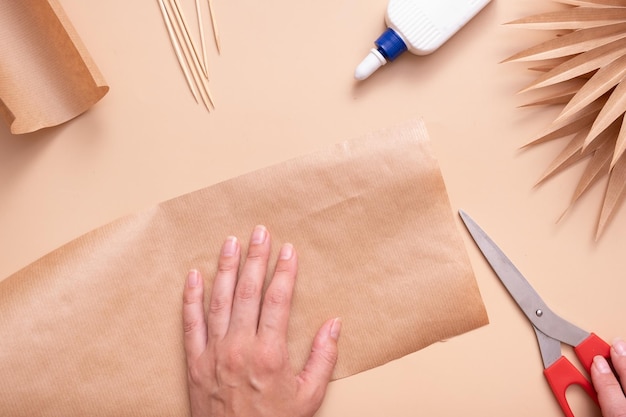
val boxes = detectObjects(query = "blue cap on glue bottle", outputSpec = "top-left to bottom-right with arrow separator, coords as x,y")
354,28 -> 407,81
355,0 -> 492,81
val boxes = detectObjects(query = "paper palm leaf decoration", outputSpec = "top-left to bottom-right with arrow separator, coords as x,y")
505,0 -> 626,239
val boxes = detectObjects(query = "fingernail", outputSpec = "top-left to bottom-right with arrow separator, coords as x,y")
221,236 -> 238,257
251,225 -> 267,245
187,269 -> 199,288
330,318 -> 342,341
594,355 -> 612,374
613,338 -> 626,356
279,243 -> 294,260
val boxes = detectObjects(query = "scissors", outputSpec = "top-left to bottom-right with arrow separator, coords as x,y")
459,210 -> 612,417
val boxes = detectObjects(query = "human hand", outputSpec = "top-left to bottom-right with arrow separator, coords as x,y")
182,225 -> 341,417
591,339 -> 626,417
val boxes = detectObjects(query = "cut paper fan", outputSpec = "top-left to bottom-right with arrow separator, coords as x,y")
506,1 -> 626,239
556,54 -> 626,121
520,79 -> 586,107
599,153 -> 626,234
557,1 -> 626,7
507,7 -> 626,30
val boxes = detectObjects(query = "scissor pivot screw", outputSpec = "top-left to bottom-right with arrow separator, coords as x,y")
536,309 -> 543,317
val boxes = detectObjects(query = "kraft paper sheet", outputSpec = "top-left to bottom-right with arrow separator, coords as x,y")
0,0 -> 108,134
0,119 -> 488,416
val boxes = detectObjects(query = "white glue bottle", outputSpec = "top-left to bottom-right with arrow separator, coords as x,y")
355,0 -> 491,80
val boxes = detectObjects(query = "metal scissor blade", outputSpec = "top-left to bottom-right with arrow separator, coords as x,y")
534,326 -> 562,369
459,210 -> 589,347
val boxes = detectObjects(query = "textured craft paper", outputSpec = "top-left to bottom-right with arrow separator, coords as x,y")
0,0 -> 108,134
0,119 -> 488,416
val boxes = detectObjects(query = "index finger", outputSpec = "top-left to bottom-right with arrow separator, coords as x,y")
591,340 -> 626,416
182,269 -> 208,361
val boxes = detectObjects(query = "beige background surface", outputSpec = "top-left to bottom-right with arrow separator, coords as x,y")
0,0 -> 624,416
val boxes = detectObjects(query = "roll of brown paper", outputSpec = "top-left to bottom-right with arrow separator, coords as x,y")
0,0 -> 108,134
0,119 -> 487,416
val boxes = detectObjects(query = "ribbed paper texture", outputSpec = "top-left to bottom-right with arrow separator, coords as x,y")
0,0 -> 108,134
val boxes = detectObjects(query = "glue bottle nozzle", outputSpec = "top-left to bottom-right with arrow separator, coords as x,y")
355,28 -> 408,80
355,49 -> 387,81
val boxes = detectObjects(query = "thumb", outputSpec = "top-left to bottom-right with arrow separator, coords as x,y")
297,318 -> 341,405
591,354 -> 626,417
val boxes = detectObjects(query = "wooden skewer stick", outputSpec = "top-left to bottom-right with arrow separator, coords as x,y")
207,0 -> 221,54
195,63 -> 216,109
171,0 -> 209,79
157,0 -> 200,103
167,0 -> 215,110
195,0 -> 210,79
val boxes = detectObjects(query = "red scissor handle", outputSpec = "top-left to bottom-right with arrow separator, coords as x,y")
543,333 -> 611,417
544,357 -> 597,417
574,333 -> 611,373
